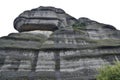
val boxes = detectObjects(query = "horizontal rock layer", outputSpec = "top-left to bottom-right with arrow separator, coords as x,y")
0,28 -> 120,80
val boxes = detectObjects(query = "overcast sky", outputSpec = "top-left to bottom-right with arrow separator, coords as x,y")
0,0 -> 120,37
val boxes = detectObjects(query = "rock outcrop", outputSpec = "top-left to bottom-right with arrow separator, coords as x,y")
0,6 -> 120,80
14,6 -> 77,32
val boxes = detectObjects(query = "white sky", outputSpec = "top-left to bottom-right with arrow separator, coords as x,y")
0,0 -> 120,37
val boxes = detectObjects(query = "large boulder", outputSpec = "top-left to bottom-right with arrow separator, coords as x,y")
14,6 -> 77,32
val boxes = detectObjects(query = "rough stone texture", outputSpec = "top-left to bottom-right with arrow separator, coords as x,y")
14,6 -> 77,32
0,6 -> 120,80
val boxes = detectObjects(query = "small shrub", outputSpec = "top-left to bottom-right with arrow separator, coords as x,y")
96,61 -> 120,80
72,23 -> 86,30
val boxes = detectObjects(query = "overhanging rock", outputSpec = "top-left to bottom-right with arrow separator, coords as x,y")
14,6 -> 77,32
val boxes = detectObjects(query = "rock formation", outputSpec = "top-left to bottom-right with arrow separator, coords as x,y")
0,6 -> 120,80
14,6 -> 77,32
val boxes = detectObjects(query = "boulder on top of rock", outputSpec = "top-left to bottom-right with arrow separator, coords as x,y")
14,6 -> 77,32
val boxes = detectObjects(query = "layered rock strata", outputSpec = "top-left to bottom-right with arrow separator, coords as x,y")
14,6 -> 77,32
0,6 -> 120,80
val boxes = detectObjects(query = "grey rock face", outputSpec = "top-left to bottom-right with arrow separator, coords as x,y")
14,6 -> 77,32
0,6 -> 120,80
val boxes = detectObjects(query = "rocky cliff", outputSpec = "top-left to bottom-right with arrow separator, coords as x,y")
0,6 -> 120,80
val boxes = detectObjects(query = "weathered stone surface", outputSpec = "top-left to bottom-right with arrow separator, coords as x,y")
0,32 -> 47,49
0,6 -> 120,80
14,6 -> 77,32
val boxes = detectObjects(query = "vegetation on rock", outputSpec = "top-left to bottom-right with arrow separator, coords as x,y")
96,61 -> 120,80
72,23 -> 86,30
